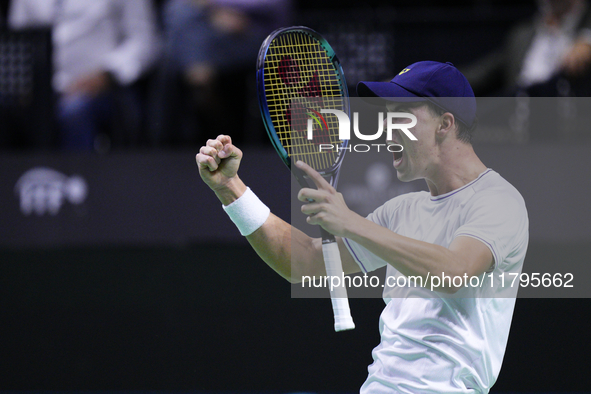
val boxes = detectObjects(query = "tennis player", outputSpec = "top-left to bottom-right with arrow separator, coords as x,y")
196,61 -> 529,393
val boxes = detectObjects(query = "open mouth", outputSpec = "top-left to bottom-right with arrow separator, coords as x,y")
388,140 -> 403,167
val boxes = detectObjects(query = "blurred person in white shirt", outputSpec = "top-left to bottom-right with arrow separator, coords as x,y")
464,0 -> 591,97
9,0 -> 160,150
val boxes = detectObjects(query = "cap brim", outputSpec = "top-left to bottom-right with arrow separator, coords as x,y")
357,81 -> 426,103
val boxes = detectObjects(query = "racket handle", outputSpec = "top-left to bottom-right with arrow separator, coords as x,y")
322,241 -> 355,332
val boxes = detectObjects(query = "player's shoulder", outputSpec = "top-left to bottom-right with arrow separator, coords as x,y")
368,190 -> 430,226
470,169 -> 527,211
382,190 -> 431,210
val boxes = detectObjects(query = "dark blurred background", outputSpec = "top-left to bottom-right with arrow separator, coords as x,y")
1,0 -> 591,393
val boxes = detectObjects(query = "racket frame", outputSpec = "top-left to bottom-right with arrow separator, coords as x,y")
256,26 -> 355,332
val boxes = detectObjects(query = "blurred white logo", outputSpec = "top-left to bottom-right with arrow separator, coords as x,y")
15,167 -> 88,216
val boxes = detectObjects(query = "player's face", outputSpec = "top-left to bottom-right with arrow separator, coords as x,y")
385,102 -> 441,182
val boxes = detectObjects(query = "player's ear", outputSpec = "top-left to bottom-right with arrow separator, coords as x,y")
437,112 -> 455,140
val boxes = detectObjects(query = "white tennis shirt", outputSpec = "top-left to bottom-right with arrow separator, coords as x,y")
344,169 -> 529,394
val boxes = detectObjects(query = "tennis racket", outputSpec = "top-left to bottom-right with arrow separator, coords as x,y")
256,26 -> 354,332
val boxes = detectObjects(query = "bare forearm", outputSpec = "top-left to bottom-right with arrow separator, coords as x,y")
246,214 -> 323,283
213,177 -> 322,282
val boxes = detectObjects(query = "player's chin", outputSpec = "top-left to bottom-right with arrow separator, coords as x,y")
395,170 -> 411,182
393,160 -> 413,182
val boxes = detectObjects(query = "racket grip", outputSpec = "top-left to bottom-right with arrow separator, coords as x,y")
322,241 -> 355,332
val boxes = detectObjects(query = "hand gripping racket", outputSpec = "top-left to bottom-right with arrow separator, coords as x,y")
256,26 -> 354,331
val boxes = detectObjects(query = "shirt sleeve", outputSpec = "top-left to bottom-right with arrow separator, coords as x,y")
454,191 -> 528,272
343,201 -> 393,274
101,0 -> 161,85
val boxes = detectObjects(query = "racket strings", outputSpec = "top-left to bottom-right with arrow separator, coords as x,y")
263,31 -> 346,171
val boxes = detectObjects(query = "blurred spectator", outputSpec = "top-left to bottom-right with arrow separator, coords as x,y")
8,0 -> 161,150
149,0 -> 290,147
464,0 -> 591,96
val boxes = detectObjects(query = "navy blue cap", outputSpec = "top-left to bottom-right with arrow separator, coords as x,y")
357,61 -> 476,128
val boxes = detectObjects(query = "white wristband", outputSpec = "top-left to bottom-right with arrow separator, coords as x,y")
222,187 -> 270,236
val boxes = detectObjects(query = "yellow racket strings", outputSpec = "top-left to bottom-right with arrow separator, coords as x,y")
263,31 -> 346,170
